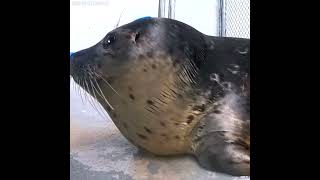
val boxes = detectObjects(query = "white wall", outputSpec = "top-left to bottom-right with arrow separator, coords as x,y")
70,0 -> 158,52
175,0 -> 219,36
70,0 -> 220,52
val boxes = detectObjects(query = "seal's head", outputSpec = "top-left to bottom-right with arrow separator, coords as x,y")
70,17 -> 205,94
70,17 -> 207,127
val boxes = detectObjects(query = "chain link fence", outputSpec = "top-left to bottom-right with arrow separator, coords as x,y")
158,0 -> 250,38
220,0 -> 250,38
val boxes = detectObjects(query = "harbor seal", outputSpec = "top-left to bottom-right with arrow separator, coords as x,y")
70,17 -> 250,176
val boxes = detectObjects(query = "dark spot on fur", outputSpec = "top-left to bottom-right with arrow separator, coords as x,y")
213,109 -> 222,114
147,52 -> 153,58
97,62 -> 102,68
172,60 -> 178,67
137,133 -> 148,140
174,122 -> 179,126
144,127 -> 152,134
123,122 -> 128,129
187,115 -> 194,124
128,86 -> 133,91
160,121 -> 166,127
151,64 -> 156,69
129,94 -> 135,100
192,104 -> 205,112
173,57 -> 182,67
139,54 -> 145,59
125,35 -> 131,39
146,100 -> 153,105
175,135 -> 180,139
143,68 -> 148,72
161,134 -> 169,140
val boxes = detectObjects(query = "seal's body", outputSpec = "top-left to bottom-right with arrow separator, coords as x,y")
70,17 -> 250,176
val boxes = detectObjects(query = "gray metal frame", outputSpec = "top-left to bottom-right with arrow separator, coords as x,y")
158,0 -> 176,19
218,0 -> 226,37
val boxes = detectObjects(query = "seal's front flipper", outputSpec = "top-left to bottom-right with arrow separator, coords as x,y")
194,131 -> 250,176
191,100 -> 250,176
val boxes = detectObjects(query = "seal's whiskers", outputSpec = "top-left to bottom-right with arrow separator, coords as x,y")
83,76 -> 106,118
77,77 -> 86,105
86,69 -> 114,111
94,72 -> 122,98
88,77 -> 109,118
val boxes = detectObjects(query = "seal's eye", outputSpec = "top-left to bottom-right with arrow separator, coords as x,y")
102,34 -> 115,49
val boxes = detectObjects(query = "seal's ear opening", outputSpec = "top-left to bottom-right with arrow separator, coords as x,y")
134,32 -> 140,42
